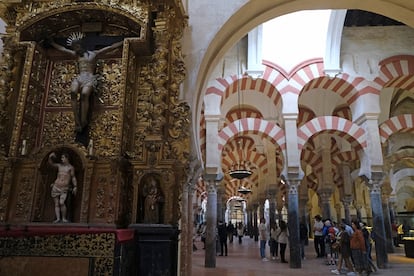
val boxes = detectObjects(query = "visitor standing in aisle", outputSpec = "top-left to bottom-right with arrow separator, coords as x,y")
313,214 -> 325,258
278,220 -> 289,263
259,218 -> 268,261
237,222 -> 244,244
270,222 -> 280,260
217,220 -> 228,256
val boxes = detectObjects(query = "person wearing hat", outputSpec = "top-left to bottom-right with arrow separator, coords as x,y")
313,215 -> 325,258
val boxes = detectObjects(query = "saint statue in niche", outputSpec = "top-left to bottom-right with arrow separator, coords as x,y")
143,175 -> 164,224
48,152 -> 77,223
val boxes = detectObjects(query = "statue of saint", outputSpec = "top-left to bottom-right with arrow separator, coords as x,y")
48,152 -> 77,223
49,32 -> 123,133
143,175 -> 163,224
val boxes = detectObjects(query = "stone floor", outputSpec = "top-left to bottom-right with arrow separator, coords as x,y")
191,236 -> 414,276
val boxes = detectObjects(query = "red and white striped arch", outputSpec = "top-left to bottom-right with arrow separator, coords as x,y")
262,58 -> 325,95
331,151 -> 359,166
225,107 -> 263,127
379,114 -> 414,144
218,118 -> 286,152
301,75 -> 367,105
297,116 -> 367,152
375,55 -> 414,89
300,150 -> 322,169
205,75 -> 282,108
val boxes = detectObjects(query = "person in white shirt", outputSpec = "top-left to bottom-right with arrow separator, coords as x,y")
313,214 -> 325,258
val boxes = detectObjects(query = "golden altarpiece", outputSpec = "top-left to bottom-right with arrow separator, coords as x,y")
0,1 -> 191,275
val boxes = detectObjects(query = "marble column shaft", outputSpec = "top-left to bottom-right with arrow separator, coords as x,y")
287,179 -> 301,269
382,197 -> 394,253
367,179 -> 388,269
205,179 -> 217,268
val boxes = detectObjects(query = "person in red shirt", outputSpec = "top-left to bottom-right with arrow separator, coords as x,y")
349,220 -> 368,276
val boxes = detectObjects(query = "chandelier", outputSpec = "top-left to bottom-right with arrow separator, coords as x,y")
229,158 -> 252,180
237,185 -> 252,195
228,43 -> 252,180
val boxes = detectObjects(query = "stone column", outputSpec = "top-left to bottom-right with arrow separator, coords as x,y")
381,187 -> 394,253
389,195 -> 397,224
204,178 -> 217,268
365,176 -> 388,269
216,184 -> 225,222
253,203 -> 259,241
340,163 -> 353,223
268,187 -> 277,226
298,182 -> 309,230
334,203 -> 342,223
318,188 -> 333,219
248,208 -> 254,238
342,195 -> 353,224
287,178 -> 301,268
355,203 -> 362,222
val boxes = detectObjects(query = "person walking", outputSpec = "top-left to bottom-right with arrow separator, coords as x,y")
331,223 -> 355,275
258,218 -> 269,261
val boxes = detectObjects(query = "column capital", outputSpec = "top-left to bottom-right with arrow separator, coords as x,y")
284,177 -> 301,194
285,178 -> 301,195
206,180 -> 217,194
366,179 -> 382,195
341,195 -> 353,206
318,188 -> 333,203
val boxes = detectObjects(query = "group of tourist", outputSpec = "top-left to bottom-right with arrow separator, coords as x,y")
194,220 -> 246,256
313,215 -> 377,276
259,218 -> 291,263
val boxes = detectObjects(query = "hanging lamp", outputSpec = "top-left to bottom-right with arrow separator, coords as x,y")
229,43 -> 252,181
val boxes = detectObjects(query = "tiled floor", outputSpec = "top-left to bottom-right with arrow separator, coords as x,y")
191,237 -> 414,276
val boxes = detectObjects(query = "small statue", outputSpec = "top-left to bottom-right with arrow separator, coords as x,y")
48,152 -> 77,223
143,175 -> 163,223
49,32 -> 123,133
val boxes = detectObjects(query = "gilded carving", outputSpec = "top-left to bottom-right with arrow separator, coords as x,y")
0,232 -> 116,274
48,60 -> 75,107
0,0 -> 189,229
9,2 -> 149,31
9,42 -> 35,157
90,110 -> 121,157
15,174 -> 34,220
42,111 -> 76,147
